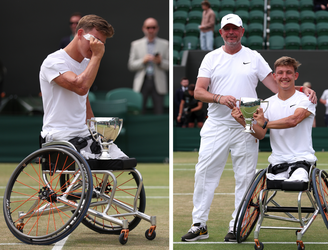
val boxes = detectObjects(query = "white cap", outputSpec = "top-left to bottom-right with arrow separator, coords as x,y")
221,14 -> 243,29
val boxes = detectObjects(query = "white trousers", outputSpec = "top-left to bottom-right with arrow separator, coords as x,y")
192,119 -> 259,228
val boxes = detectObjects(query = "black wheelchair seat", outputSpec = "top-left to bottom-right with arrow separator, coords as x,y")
87,157 -> 137,170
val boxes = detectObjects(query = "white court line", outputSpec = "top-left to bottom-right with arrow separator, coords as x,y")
174,193 -> 234,196
52,236 -> 69,250
174,241 -> 328,245
0,243 -> 24,246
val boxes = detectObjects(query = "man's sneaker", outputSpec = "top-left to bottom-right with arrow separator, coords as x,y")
224,227 -> 236,242
181,223 -> 209,242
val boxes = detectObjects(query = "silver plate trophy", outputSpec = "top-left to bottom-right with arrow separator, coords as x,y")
238,97 -> 269,133
87,117 -> 123,159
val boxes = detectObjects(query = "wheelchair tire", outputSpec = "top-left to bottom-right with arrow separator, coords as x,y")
81,169 -> 146,234
236,169 -> 267,243
234,169 -> 263,236
312,168 -> 328,229
3,146 -> 93,245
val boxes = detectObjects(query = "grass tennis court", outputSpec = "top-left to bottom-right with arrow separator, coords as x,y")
0,162 -> 169,250
173,151 -> 328,250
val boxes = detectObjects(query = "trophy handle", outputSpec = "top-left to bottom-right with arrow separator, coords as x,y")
260,100 -> 269,113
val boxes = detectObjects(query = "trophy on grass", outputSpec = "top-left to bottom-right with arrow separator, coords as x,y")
238,97 -> 269,133
87,117 -> 123,159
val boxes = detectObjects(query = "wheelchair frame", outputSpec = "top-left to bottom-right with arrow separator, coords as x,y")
234,165 -> 328,250
3,141 -> 156,245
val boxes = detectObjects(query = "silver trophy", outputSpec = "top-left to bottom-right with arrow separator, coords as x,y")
238,97 -> 269,133
87,117 -> 123,159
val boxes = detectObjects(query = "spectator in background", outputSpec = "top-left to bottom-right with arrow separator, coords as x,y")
59,12 -> 83,49
320,88 -> 328,126
303,82 -> 316,127
313,0 -> 328,11
128,17 -> 169,115
199,0 -> 216,51
177,84 -> 205,128
174,77 -> 189,126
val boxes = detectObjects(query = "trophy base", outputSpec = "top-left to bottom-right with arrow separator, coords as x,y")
243,129 -> 255,133
98,152 -> 112,160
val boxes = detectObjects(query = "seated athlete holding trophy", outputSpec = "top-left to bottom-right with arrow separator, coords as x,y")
231,56 -> 317,182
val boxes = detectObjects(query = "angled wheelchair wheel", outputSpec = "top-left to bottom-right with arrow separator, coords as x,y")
234,169 -> 263,235
236,169 -> 267,243
312,168 -> 328,229
81,169 -> 146,234
3,146 -> 93,245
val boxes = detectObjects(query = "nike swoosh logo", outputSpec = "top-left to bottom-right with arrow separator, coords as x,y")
200,231 -> 207,235
290,104 -> 296,107
243,62 -> 250,65
227,17 -> 233,20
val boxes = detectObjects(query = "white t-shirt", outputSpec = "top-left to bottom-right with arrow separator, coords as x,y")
197,46 -> 272,126
264,91 -> 317,165
320,89 -> 328,114
39,49 -> 90,140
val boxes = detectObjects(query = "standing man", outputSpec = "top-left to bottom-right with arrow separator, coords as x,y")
59,12 -> 82,49
181,13 -> 316,242
40,14 -> 127,159
128,17 -> 169,115
199,0 -> 216,51
319,88 -> 328,126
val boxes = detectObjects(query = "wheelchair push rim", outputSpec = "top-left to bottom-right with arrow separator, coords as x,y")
3,147 -> 93,245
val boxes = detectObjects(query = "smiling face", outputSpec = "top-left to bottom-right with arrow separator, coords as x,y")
273,65 -> 299,91
219,24 -> 244,46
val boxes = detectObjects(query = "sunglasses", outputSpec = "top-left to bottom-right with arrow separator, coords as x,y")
146,26 -> 157,30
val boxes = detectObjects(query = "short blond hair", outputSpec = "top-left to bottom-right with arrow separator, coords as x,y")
76,14 -> 114,38
274,56 -> 301,73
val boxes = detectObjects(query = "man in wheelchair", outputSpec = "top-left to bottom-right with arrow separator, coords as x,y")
39,14 -> 127,159
232,56 -> 317,184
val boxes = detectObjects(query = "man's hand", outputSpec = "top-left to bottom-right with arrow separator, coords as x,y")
303,86 -> 317,104
231,107 -> 245,126
89,36 -> 105,58
253,108 -> 266,128
143,54 -> 155,64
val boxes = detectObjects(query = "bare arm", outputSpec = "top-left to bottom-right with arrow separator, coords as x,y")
194,77 -> 237,108
261,73 -> 279,94
177,99 -> 185,123
253,107 -> 312,130
54,37 -> 105,96
191,101 -> 203,112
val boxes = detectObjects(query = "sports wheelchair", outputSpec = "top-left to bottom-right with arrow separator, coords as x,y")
234,164 -> 328,250
3,140 -> 157,245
